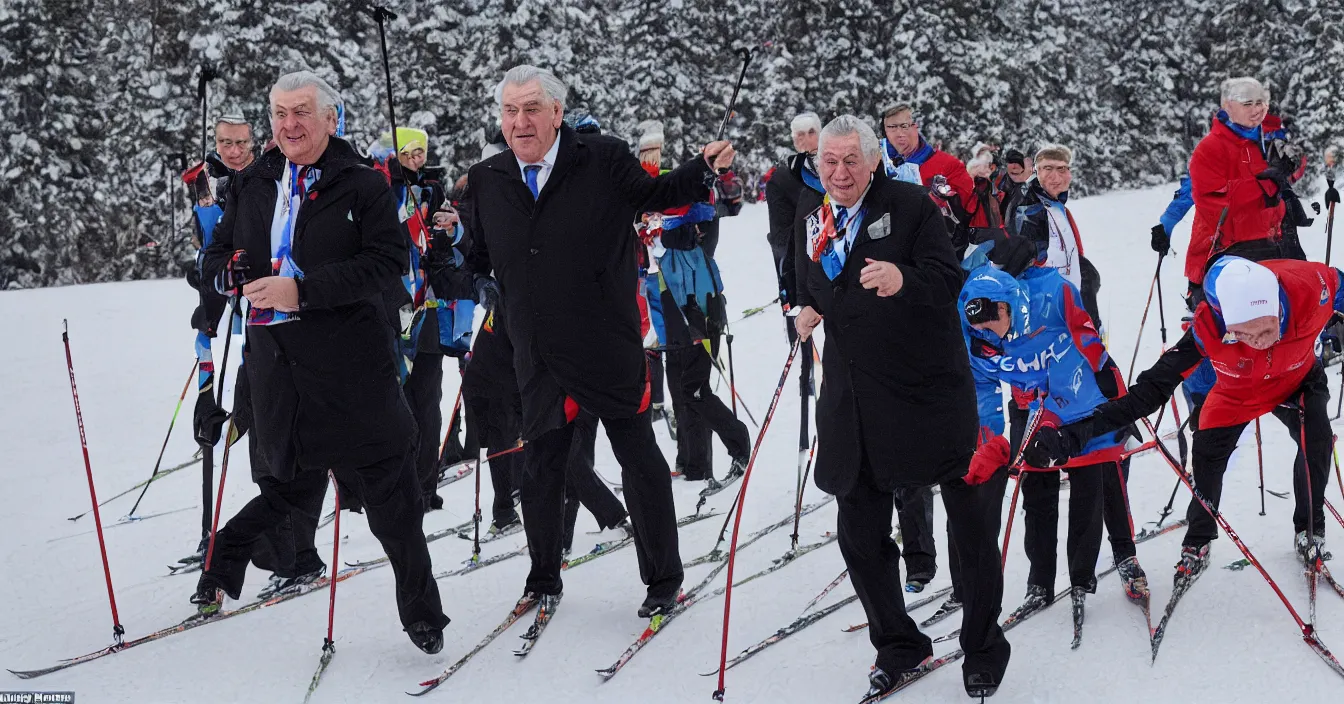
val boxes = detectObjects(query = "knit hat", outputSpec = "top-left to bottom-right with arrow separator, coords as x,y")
1207,257 -> 1280,326
380,127 -> 430,154
637,120 -> 664,150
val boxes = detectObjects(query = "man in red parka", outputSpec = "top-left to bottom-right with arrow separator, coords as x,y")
1026,257 -> 1340,586
879,103 -> 979,258
1185,77 -> 1307,294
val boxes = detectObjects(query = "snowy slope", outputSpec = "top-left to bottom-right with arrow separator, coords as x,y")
2,184 -> 1343,703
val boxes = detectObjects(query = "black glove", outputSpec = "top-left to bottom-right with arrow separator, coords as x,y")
1255,167 -> 1293,194
988,235 -> 1038,277
474,275 -> 500,312
1022,420 -> 1089,469
193,392 -> 230,446
214,250 -> 251,295
1150,224 -> 1170,254
1326,183 -> 1340,208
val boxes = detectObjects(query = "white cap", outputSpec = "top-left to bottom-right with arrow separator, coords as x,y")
637,120 -> 665,150
1213,258 -> 1280,325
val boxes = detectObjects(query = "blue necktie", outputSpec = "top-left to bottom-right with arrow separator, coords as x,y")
835,206 -> 851,261
524,164 -> 541,200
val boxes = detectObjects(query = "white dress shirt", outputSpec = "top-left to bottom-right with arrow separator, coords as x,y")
515,131 -> 563,193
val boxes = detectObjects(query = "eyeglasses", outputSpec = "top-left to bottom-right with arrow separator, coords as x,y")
883,122 -> 915,131
1037,164 -> 1071,175
216,139 -> 252,149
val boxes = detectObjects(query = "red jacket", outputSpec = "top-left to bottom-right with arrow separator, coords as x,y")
1193,260 -> 1338,428
1186,116 -> 1285,284
918,149 -> 978,219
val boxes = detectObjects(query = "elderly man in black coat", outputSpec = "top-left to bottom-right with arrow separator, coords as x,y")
794,115 -> 1010,701
463,65 -> 732,618
197,71 -> 449,654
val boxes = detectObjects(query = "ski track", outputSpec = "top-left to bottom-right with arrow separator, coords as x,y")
2,185 -> 1343,702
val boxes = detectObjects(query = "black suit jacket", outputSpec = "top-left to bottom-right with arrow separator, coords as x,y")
795,173 -> 978,494
466,125 -> 714,439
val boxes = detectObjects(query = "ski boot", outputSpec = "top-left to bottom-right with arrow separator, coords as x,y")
638,590 -> 681,619
1295,531 -> 1332,565
964,671 -> 1000,700
273,564 -> 327,596
861,661 -> 926,703
1115,556 -> 1149,603
177,537 -> 209,565
256,573 -> 286,600
190,581 -> 224,617
904,577 -> 928,594
489,515 -> 523,537
728,455 -> 749,478
1174,543 -> 1211,586
405,620 -> 446,654
1006,584 -> 1050,622
1069,586 -> 1087,649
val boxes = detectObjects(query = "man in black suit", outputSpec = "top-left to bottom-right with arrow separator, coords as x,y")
794,115 -> 1010,701
464,65 -> 734,618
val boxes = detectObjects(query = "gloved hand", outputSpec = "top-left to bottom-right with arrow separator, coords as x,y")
474,275 -> 500,312
1150,224 -> 1170,255
1255,167 -> 1293,194
214,250 -> 251,295
987,235 -> 1038,277
1326,182 -> 1340,209
1022,418 -> 1089,469
964,435 -> 1010,486
1321,325 -> 1342,355
193,392 -> 230,446
1011,385 -> 1035,410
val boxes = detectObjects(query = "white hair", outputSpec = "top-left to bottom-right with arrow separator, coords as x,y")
495,65 -> 567,110
790,112 -> 821,136
1221,76 -> 1270,104
819,115 -> 880,162
270,71 -> 342,118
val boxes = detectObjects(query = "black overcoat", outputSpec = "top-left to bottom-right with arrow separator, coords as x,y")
201,138 -> 414,479
794,173 -> 978,495
465,125 -> 713,440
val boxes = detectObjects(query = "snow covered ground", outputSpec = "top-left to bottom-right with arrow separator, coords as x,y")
2,183 -> 1343,703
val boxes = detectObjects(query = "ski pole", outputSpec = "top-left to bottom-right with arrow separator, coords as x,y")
1296,398 -> 1322,628
1125,259 -> 1160,385
714,48 -> 754,143
707,351 -> 759,428
1256,419 -> 1266,517
1000,407 -> 1047,571
1324,170 -> 1336,266
727,330 -> 738,419
713,337 -> 800,701
124,359 -> 198,520
202,417 -> 236,572
197,64 -> 215,163
62,320 -> 126,645
304,470 -> 342,703
790,436 -> 817,552
471,446 -> 483,565
1142,418 -> 1320,647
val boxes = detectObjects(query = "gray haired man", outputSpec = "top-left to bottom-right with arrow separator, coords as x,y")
198,70 -> 449,654
793,115 -> 1010,700
461,65 -> 733,620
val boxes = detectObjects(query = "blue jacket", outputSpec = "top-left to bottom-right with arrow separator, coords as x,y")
1158,175 -> 1194,237
959,265 -> 1125,465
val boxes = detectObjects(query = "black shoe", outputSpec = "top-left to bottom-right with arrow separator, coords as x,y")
965,671 -> 1000,699
637,591 -> 680,619
177,537 -> 210,565
864,664 -> 923,701
728,455 -> 749,477
406,621 -> 446,654
190,577 -> 225,616
274,565 -> 327,595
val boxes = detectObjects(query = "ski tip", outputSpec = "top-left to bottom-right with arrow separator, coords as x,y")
699,670 -> 720,677
595,668 -> 616,680
7,669 -> 36,679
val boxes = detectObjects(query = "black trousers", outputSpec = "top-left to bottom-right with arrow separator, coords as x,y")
839,464 -> 1010,679
661,288 -> 751,479
403,351 -> 444,497
1010,403 -> 1137,566
561,411 -> 630,550
520,411 -> 681,601
466,394 -> 523,527
1185,366 -> 1332,546
202,445 -> 447,629
250,511 -> 324,578
647,350 -> 665,407
894,486 -> 937,581
1021,465 -> 1104,593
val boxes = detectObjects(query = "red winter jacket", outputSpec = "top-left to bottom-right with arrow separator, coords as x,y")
1186,116 -> 1285,284
1192,260 -> 1338,428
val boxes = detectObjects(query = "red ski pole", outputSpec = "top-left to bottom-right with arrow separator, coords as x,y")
1000,407 -> 1046,571
712,337 -> 800,701
62,319 -> 125,645
324,469 -> 341,649
202,419 -> 236,572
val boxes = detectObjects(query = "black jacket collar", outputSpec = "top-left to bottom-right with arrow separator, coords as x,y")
250,137 -> 364,186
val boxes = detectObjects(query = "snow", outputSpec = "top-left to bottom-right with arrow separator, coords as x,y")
2,185 -> 1343,703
